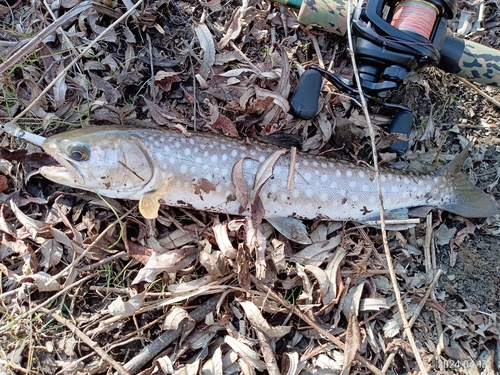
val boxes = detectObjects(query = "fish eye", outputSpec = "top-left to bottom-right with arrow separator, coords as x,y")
68,143 -> 90,161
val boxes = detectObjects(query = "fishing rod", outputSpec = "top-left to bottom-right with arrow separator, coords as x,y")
275,0 -> 500,153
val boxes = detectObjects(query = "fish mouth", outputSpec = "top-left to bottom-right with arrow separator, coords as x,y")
39,155 -> 85,186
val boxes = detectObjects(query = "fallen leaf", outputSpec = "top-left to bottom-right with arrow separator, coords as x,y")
342,313 -> 361,370
239,300 -> 291,338
108,293 -> 145,316
154,70 -> 182,92
131,247 -> 198,285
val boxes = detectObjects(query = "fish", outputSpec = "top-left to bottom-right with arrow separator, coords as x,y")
39,125 -> 498,243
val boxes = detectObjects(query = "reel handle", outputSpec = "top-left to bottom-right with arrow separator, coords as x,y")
388,110 -> 413,154
289,69 -> 323,120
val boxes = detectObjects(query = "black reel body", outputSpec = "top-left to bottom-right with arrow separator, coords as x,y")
290,0 -> 458,154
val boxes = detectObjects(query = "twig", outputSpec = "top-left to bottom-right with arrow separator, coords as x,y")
381,269 -> 443,372
423,213 -> 433,273
41,307 -> 131,375
9,0 -> 144,125
0,273 -> 97,335
456,76 -> 500,109
251,275 -> 385,375
0,1 -> 94,75
121,295 -> 220,374
53,205 -> 138,282
344,1 -> 428,373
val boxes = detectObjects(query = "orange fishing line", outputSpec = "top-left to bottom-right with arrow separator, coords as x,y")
391,0 -> 438,39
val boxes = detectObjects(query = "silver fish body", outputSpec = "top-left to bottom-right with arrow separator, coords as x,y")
40,126 -> 498,225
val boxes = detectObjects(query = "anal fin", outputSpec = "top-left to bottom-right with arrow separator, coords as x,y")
359,208 -> 420,230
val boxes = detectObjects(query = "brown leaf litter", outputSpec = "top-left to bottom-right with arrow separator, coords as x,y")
0,0 -> 499,374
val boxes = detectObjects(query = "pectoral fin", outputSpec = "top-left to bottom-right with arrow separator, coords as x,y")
139,177 -> 172,219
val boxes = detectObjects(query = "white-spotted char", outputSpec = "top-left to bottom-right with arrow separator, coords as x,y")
40,126 -> 498,225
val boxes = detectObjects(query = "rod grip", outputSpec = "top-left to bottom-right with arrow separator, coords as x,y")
439,35 -> 500,87
296,0 -> 349,36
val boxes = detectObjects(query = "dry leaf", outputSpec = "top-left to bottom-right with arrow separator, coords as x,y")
238,300 -> 291,338
224,336 -> 266,371
108,293 -> 145,316
342,313 -> 361,370
154,70 -> 182,92
194,23 -> 216,79
290,237 -> 341,266
132,247 -> 198,285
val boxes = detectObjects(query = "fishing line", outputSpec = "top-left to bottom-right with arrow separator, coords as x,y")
390,0 -> 438,40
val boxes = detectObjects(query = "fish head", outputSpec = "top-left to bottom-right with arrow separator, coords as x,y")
40,127 -> 155,198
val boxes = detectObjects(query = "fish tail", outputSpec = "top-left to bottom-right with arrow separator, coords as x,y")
438,144 -> 498,218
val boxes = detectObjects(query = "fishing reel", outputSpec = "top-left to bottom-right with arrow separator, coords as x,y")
289,0 -> 457,154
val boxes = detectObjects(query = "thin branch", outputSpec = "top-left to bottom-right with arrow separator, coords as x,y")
344,0 -> 428,373
10,0 -> 144,125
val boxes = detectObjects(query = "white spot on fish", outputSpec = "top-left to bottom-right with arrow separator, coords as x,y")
154,140 -> 160,147
346,170 -> 353,177
184,148 -> 191,156
388,174 -> 393,180
175,142 -> 181,148
391,185 -> 398,193
304,172 -> 312,181
211,155 -> 218,163
361,184 -> 369,191
258,155 -> 265,163
240,153 -> 245,158
274,166 -> 283,176
169,157 -> 175,164
404,177 -> 410,184
321,174 -> 328,183
320,192 -> 328,201
418,180 -> 424,185
231,150 -> 238,157
336,170 -> 342,177
303,160 -> 309,167
189,138 -> 195,145
221,144 -> 227,150
222,154 -> 228,161
330,181 -> 338,189
396,176 -> 401,183
321,163 -> 327,168
349,181 -> 357,188
209,143 -> 214,149
434,177 -> 439,183
190,166 -> 197,173
196,157 -> 202,164
358,171 -> 365,178
306,189 -> 313,198
313,161 -> 319,167
293,189 -> 300,198
204,151 -> 209,157
280,192 -> 288,201
180,165 -> 188,173
381,175 -> 387,182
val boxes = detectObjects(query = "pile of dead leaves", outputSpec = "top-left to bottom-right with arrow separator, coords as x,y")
0,0 -> 499,374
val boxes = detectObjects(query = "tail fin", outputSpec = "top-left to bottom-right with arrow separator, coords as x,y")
439,144 -> 499,218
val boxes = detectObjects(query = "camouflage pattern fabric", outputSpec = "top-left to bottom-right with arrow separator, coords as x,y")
457,40 -> 500,87
297,0 -> 349,36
